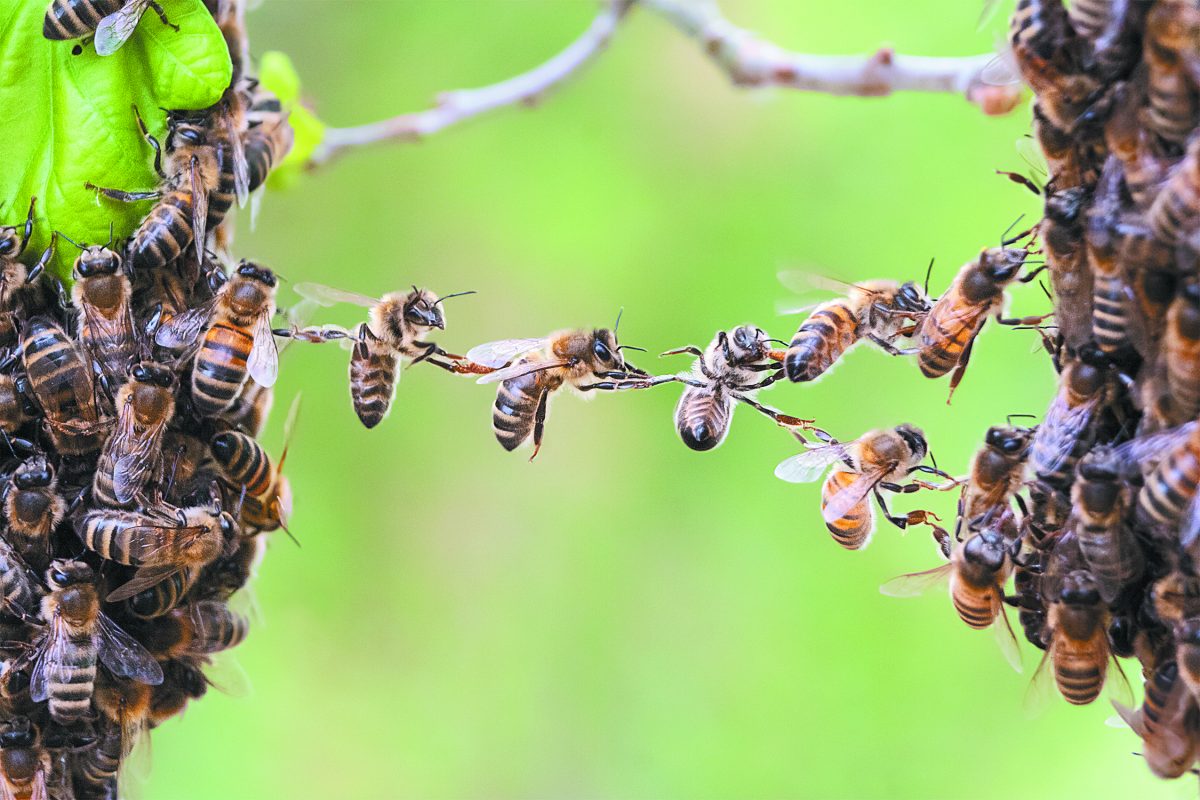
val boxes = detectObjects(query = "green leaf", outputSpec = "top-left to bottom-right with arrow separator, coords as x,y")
0,0 -> 232,282
258,50 -> 325,188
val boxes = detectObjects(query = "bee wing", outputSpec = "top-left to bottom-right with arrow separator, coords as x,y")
475,359 -> 568,385
97,613 -> 163,685
1104,655 -> 1135,709
1110,421 -> 1198,472
227,116 -> 250,207
994,604 -> 1023,674
106,563 -> 186,603
29,769 -> 48,800
113,425 -> 166,506
1022,645 -> 1056,718
1030,397 -> 1100,475
154,297 -> 217,349
247,310 -> 280,388
199,651 -> 253,698
28,619 -> 67,703
464,338 -> 548,369
94,0 -> 149,56
81,301 -> 135,361
188,156 -> 208,261
1016,135 -> 1049,183
292,282 -> 379,309
979,44 -> 1019,85
773,443 -> 852,483
879,562 -> 951,597
822,467 -> 889,527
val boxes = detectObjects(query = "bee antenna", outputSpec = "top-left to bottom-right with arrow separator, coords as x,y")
1006,413 -> 1037,425
1038,279 -> 1052,301
1001,214 -> 1032,247
55,231 -> 84,251
105,222 -> 114,249
923,258 -> 934,296
765,338 -> 789,346
616,345 -> 646,353
614,307 -> 624,334
433,290 -> 476,305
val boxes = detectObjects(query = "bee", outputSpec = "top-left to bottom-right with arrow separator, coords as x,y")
147,660 -> 207,728
92,362 -> 176,508
1115,661 -> 1199,778
958,423 -> 1035,534
775,424 -> 950,550
1035,568 -> 1115,705
43,0 -> 179,54
20,317 -> 107,456
1161,282 -> 1200,424
60,232 -> 138,392
780,278 -> 929,383
0,375 -> 34,437
243,100 -> 294,194
0,198 -> 51,307
1105,82 -> 1169,210
2,457 -> 65,573
159,430 -> 207,502
882,527 -> 1023,671
75,675 -> 151,794
76,502 -> 232,602
1029,344 -> 1111,489
1150,135 -> 1200,248
0,716 -> 50,800
1010,558 -> 1048,651
1009,0 -> 1100,132
1143,1 -> 1200,152
916,239 -> 1041,398
661,325 -> 812,451
154,261 -> 278,417
1040,186 -> 1093,349
1115,421 -> 1200,539
30,560 -> 162,724
1069,0 -> 1145,81
140,601 -> 248,661
1070,450 -> 1143,603
1086,158 -> 1137,359
468,325 -> 665,459
289,283 -> 474,429
211,395 -> 299,537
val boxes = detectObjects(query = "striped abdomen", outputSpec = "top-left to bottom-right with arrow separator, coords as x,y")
492,365 -> 546,451
1165,298 -> 1200,420
1066,0 -> 1108,40
210,431 -> 271,495
78,513 -> 159,565
1145,3 -> 1200,149
79,311 -> 136,390
75,717 -> 122,787
1077,522 -> 1141,598
128,565 -> 201,619
192,322 -> 252,417
1052,635 -> 1106,705
917,289 -> 987,378
0,374 -> 29,433
92,449 -> 123,508
950,576 -> 1000,630
21,319 -> 104,454
821,469 -> 872,550
245,121 -> 294,193
674,385 -> 731,451
1010,0 -> 1075,94
1090,270 -> 1129,354
1138,661 -> 1197,778
206,139 -> 239,228
47,633 -> 98,723
43,0 -> 123,39
349,326 -> 397,429
129,190 -> 194,270
1138,436 -> 1200,528
1150,150 -> 1200,247
185,602 -> 248,654
784,300 -> 860,382
0,546 -> 38,619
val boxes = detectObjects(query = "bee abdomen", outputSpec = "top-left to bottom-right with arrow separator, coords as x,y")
192,323 -> 251,417
918,310 -> 975,378
43,0 -> 120,39
1139,449 -> 1200,526
1092,275 -> 1130,353
951,589 -> 997,630
784,302 -> 859,382
1150,164 -> 1200,247
76,722 -> 121,785
129,567 -> 199,619
130,193 -> 194,270
245,123 -> 293,193
349,333 -> 397,429
48,639 -> 98,722
821,470 -> 872,550
1054,651 -> 1105,705
210,432 -> 271,495
492,373 -> 541,452
191,605 -> 249,653
674,386 -> 731,451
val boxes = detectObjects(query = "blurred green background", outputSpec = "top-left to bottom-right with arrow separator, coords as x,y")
143,1 -> 1193,798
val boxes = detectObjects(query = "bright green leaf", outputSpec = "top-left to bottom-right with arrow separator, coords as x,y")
258,49 -> 326,188
0,0 -> 232,282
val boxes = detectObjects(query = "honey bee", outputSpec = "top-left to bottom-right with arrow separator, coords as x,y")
92,362 -> 176,508
1009,0 -> 1101,132
43,0 -> 179,54
290,283 -> 474,429
1040,186 -> 1093,349
140,601 -> 248,660
775,424 -> 949,550
1086,158 -> 1137,359
1104,82 -> 1169,210
1150,135 -> 1200,248
60,232 -> 138,392
154,261 -> 278,417
147,660 -> 207,728
1160,282 -> 1200,424
0,198 -> 51,307
958,423 -> 1035,534
1070,450 -> 1143,603
0,375 -> 34,437
0,540 -> 41,626
779,277 -> 929,383
882,526 -> 1023,671
1,458 -> 65,573
1114,421 -> 1200,540
76,502 -> 232,602
468,325 -> 665,459
159,430 -> 207,502
1143,1 -> 1200,152
20,317 -> 107,456
661,326 -> 812,451
1115,661 -> 1199,778
243,99 -> 294,195
75,675 -> 151,794
212,395 -> 299,538
0,716 -> 50,800
1029,344 -> 1111,489
30,560 -> 162,724
916,239 -> 1042,398
1034,568 -> 1117,705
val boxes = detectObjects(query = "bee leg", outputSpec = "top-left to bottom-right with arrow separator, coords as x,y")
905,464 -> 959,485
872,489 -> 911,531
659,345 -> 704,358
25,234 -> 54,286
731,393 -> 814,429
529,391 -> 549,462
945,336 -> 977,404
866,333 -> 918,357
83,183 -> 162,204
131,105 -> 167,177
996,312 -> 1054,326
147,0 -> 181,32
16,197 -> 34,256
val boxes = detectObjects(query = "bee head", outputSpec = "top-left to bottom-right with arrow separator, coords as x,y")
76,245 -> 121,278
13,457 -> 53,490
130,361 -> 176,389
984,425 -> 1032,456
982,247 -> 1027,285
589,329 -> 620,368
727,325 -> 768,362
962,528 -> 1009,572
46,559 -> 93,589
894,281 -> 929,313
1059,570 -> 1101,606
236,260 -> 276,287
403,288 -> 444,331
0,228 -> 20,258
893,423 -> 927,461
0,717 -> 34,750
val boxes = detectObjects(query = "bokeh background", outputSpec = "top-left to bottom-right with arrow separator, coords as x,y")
143,1 -> 1194,797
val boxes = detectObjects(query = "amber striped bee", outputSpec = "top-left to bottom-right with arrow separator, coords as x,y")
30,560 -> 162,724
141,601 -> 248,661
43,0 -> 179,54
0,198 -> 52,308
0,716 -> 50,800
76,674 -> 152,795
1008,0 -> 1102,132
775,424 -> 949,550
20,317 -> 108,456
61,231 -> 138,392
155,261 -> 279,417
1086,159 -> 1137,358
1115,661 -> 1199,778
93,362 -> 176,508
779,276 -> 929,383
2,457 -> 65,573
288,283 -> 473,429
1032,568 -> 1117,705
1160,283 -> 1200,425
212,395 -> 299,538
1150,136 -> 1200,248
1029,345 -> 1111,489
662,325 -> 812,451
468,325 -> 665,460
958,423 -> 1035,535
1070,450 -> 1142,603
1143,0 -> 1200,152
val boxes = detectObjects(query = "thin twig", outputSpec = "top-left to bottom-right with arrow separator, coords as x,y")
308,0 -> 1017,166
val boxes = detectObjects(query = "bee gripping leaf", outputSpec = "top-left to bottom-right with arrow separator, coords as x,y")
0,0 -> 232,283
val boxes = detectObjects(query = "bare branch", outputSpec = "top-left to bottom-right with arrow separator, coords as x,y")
309,0 -> 1018,166
310,1 -> 634,165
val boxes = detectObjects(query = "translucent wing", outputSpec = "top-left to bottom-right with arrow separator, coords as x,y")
1029,396 -> 1100,476
1023,646 -> 1056,717
188,156 -> 208,266
111,401 -> 167,505
81,302 -> 135,364
980,45 -> 1020,86
1105,657 -> 1135,709
154,297 -> 217,349
107,564 -> 185,603
822,467 -> 889,527
776,270 -> 860,296
1016,135 -> 1049,183
879,562 -> 951,597
94,0 -> 149,56
1110,421 -> 1197,472
994,605 -> 1023,674
475,359 -> 567,385
774,443 -> 852,483
978,0 -> 1004,31
247,310 -> 279,387
28,619 -> 68,703
1181,489 -> 1200,548
293,282 -> 379,309
465,338 -> 548,369
199,651 -> 252,698
227,116 -> 250,207
96,613 -> 164,685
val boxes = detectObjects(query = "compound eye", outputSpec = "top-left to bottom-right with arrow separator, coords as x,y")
1001,437 -> 1024,454
733,328 -> 752,349
132,364 -> 149,382
50,569 -> 69,585
0,239 -> 15,256
219,513 -> 236,538
593,340 -> 612,363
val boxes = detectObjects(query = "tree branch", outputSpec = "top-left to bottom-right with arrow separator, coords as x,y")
308,0 -> 1017,166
